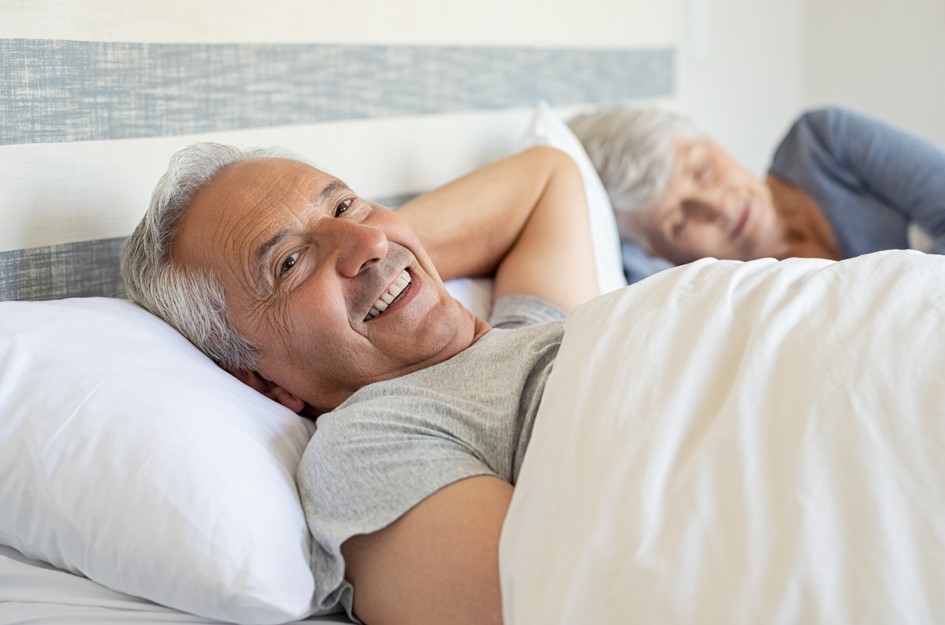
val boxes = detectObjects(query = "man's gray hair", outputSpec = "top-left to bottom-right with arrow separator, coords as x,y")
567,106 -> 704,217
121,142 -> 299,371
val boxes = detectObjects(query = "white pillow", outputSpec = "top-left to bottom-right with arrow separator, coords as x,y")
444,276 -> 494,320
520,101 -> 628,294
0,297 -> 318,624
442,103 -> 627,318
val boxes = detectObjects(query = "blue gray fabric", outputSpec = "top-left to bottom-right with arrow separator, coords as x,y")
769,107 -> 945,257
621,241 -> 675,284
297,294 -> 565,618
622,106 -> 945,282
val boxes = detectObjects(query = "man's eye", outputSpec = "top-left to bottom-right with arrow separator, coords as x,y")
279,252 -> 300,276
334,198 -> 353,217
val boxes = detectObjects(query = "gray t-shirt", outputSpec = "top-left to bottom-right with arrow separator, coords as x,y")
297,294 -> 565,616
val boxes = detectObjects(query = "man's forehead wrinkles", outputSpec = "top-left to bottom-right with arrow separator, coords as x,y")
250,169 -> 301,211
234,168 -> 308,288
255,164 -> 346,212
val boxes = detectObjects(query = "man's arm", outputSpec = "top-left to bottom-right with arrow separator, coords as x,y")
398,146 -> 599,313
342,476 -> 511,625
338,149 -> 599,625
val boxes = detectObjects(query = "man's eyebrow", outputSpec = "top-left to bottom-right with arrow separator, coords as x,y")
318,179 -> 350,206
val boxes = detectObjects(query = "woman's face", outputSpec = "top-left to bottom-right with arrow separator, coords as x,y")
619,138 -> 784,264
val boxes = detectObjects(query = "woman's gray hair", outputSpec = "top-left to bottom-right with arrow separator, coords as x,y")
567,106 -> 704,217
121,142 -> 300,371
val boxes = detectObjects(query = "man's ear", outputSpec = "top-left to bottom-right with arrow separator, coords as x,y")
228,369 -> 306,414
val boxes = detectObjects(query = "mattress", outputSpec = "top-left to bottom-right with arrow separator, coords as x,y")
0,545 -> 355,625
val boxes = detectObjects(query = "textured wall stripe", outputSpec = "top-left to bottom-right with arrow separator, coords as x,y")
0,39 -> 673,145
0,237 -> 127,301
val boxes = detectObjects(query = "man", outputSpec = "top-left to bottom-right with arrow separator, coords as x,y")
122,143 -> 600,624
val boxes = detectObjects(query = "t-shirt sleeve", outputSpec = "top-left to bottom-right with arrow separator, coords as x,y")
489,293 -> 566,329
297,395 -> 498,617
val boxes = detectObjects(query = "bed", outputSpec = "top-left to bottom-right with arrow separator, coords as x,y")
5,6 -> 945,625
0,96 -> 625,624
6,254 -> 945,625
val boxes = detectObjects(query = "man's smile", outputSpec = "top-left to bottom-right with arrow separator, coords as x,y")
365,269 -> 412,321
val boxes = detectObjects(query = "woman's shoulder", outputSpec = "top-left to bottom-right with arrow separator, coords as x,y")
773,106 -> 877,165
786,106 -> 882,140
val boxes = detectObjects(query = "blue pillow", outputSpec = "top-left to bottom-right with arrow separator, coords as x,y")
621,242 -> 675,284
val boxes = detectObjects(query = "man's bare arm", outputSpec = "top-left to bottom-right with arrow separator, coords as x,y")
399,146 -> 599,313
340,148 -> 599,624
342,476 -> 512,625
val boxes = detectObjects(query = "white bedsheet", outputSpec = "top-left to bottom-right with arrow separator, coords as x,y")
0,545 -> 354,624
501,251 -> 945,625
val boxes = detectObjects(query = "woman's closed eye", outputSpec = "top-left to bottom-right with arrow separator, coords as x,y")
693,161 -> 712,184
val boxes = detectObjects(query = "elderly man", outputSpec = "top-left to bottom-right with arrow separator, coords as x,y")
122,143 -> 599,625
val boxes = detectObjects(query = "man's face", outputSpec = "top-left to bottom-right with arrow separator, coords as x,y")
620,138 -> 783,264
172,157 -> 480,413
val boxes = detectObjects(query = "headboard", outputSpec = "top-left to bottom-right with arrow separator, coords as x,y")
0,2 -> 678,302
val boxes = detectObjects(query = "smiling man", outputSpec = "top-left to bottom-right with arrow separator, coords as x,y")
122,142 -> 599,624
167,156 -> 489,413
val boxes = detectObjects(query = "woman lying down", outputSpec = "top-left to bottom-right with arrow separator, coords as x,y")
122,134 -> 945,625
569,105 -> 945,283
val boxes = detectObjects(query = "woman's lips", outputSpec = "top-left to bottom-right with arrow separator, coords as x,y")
731,202 -> 751,239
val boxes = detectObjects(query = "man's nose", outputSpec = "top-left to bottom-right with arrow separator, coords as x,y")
322,218 -> 389,277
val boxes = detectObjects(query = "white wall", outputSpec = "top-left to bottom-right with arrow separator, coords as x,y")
671,0 -> 945,176
1,0 -> 679,46
0,0 -> 684,251
806,0 -> 945,148
674,0 -> 808,175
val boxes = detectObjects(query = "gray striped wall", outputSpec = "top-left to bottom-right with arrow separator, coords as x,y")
0,38 -> 674,300
0,39 -> 673,145
0,238 -> 127,301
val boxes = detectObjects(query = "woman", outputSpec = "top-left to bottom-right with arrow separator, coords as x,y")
568,106 -> 945,282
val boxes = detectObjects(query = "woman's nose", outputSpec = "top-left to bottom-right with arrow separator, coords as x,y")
685,199 -> 730,225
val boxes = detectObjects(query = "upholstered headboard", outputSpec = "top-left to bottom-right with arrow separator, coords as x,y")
0,2 -> 678,302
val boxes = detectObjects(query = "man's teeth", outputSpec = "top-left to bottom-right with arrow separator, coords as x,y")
366,270 -> 411,320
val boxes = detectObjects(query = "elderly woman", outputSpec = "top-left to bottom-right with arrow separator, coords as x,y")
568,106 -> 945,282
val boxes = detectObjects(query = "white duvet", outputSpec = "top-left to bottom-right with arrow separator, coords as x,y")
500,251 -> 945,625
